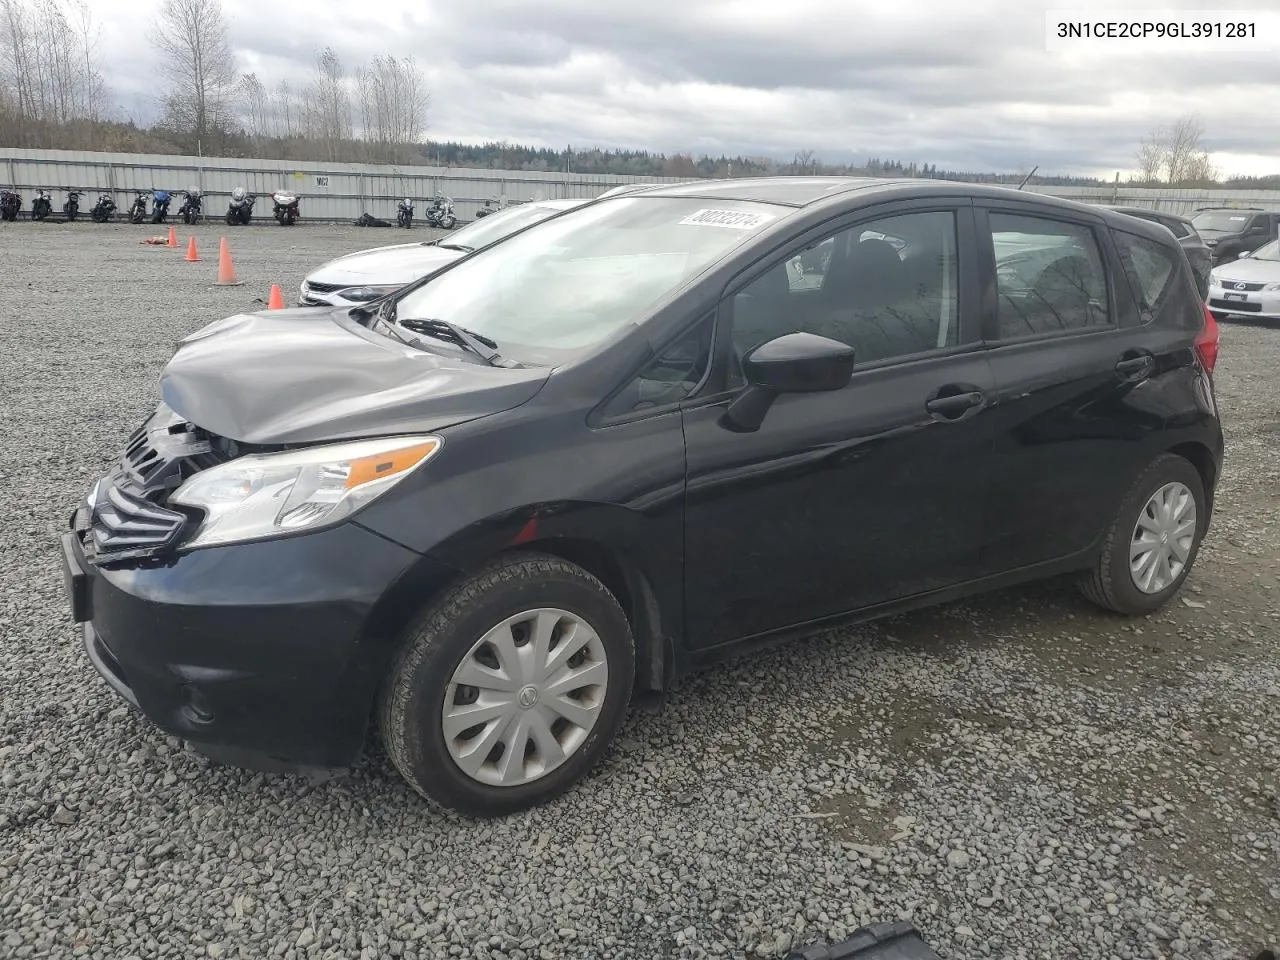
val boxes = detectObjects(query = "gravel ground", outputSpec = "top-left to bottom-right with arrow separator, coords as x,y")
1,220 -> 1277,960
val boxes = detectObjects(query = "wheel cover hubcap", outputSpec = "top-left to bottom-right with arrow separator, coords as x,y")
442,608 -> 609,787
1129,481 -> 1196,594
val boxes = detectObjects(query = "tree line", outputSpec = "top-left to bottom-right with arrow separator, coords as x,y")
1,0 -> 1274,188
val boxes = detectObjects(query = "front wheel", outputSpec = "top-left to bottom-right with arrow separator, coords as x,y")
379,552 -> 635,816
1079,454 -> 1207,615
439,214 -> 456,230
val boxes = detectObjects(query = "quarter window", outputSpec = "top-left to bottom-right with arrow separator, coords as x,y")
600,319 -> 712,418
990,214 -> 1111,338
1113,230 -> 1178,316
730,210 -> 960,370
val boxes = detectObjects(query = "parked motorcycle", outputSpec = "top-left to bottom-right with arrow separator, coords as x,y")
271,190 -> 300,225
63,190 -> 83,221
178,188 -> 202,225
473,199 -> 498,219
150,189 -> 172,223
90,193 -> 116,222
128,191 -> 149,223
396,197 -> 414,228
226,187 -> 255,225
0,190 -> 20,222
423,194 -> 456,230
31,189 -> 53,221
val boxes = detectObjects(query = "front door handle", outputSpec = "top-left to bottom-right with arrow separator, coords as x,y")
925,390 -> 986,420
1115,353 -> 1156,381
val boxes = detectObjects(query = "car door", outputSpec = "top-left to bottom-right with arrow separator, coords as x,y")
974,203 -> 1175,574
680,201 -> 997,650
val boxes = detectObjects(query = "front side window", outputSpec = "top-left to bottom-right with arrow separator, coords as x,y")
1113,230 -> 1178,316
393,197 -> 784,365
990,213 -> 1111,338
729,210 -> 960,372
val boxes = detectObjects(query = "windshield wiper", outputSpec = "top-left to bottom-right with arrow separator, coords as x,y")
436,242 -> 474,253
400,317 -> 508,366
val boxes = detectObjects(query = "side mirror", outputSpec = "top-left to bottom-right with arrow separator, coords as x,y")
721,332 -> 855,432
1237,250 -> 1251,259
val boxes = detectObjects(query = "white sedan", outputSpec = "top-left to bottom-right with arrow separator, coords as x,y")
299,198 -> 588,307
1207,238 -> 1280,322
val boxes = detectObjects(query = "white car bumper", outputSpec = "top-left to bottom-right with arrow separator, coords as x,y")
1207,280 -> 1280,320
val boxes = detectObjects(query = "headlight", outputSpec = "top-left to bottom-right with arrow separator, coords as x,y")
339,285 -> 402,302
1264,282 -> 1280,291
171,435 -> 441,548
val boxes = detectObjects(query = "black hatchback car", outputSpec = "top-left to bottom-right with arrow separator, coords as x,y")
62,178 -> 1223,816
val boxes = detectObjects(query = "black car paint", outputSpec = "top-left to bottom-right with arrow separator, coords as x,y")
63,178 -> 1224,776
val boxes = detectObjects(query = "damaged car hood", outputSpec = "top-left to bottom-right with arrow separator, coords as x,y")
160,308 -> 550,445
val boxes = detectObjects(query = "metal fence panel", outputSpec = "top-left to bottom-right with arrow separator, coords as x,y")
3,148 -> 1278,221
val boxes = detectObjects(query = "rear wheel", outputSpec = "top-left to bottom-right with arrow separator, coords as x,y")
1080,454 -> 1207,615
379,552 -> 634,816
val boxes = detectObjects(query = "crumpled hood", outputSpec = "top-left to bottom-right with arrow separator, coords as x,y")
160,308 -> 550,445
1211,256 -> 1280,284
306,242 -> 464,289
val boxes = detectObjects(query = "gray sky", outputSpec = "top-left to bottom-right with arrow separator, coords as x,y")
97,0 -> 1280,177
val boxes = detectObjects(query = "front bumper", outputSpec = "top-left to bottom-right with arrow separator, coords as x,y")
61,522 -> 456,774
1207,281 -> 1280,320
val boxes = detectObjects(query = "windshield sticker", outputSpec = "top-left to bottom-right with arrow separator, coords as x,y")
679,208 -> 776,230
1228,216 -> 1247,221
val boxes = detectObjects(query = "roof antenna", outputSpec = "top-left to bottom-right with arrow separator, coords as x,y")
1016,165 -> 1039,190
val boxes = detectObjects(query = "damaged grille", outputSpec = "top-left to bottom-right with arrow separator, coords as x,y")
75,409 -> 255,565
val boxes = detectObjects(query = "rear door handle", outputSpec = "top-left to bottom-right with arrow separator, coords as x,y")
1115,354 -> 1156,380
925,390 -> 986,420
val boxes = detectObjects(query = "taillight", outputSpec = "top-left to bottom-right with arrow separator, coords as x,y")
1195,304 -> 1219,375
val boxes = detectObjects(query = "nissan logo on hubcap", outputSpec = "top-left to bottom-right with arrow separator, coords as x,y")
517,685 -> 539,709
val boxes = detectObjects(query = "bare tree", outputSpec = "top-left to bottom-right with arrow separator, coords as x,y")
355,55 -> 429,161
1135,115 -> 1217,185
239,72 -> 267,138
305,47 -> 351,160
153,0 -> 237,141
273,78 -> 296,139
790,149 -> 820,175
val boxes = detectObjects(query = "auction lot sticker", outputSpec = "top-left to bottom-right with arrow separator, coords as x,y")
679,209 -> 776,230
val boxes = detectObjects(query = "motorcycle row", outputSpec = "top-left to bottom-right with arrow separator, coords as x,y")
394,194 -> 457,229
0,187 -> 302,226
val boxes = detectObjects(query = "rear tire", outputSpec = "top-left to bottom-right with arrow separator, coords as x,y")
1079,454 -> 1207,615
379,552 -> 635,816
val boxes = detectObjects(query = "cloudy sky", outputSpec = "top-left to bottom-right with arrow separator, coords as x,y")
94,0 -> 1280,178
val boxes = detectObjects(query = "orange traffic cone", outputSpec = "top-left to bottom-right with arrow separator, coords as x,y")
185,236 -> 201,261
167,225 -> 178,248
266,284 -> 284,310
213,236 -> 242,286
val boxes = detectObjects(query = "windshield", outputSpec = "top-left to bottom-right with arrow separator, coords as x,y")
1250,239 -> 1280,261
441,203 -> 577,250
394,197 -> 783,364
1192,211 -> 1252,232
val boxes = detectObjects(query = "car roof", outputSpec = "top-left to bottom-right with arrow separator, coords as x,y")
1105,205 -> 1192,225
529,198 -> 589,210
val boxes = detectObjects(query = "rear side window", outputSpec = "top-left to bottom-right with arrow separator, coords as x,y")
989,213 -> 1111,339
1164,218 -> 1192,239
1112,231 -> 1178,317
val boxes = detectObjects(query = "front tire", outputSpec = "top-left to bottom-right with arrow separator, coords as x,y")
379,552 -> 635,816
1079,454 -> 1207,615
